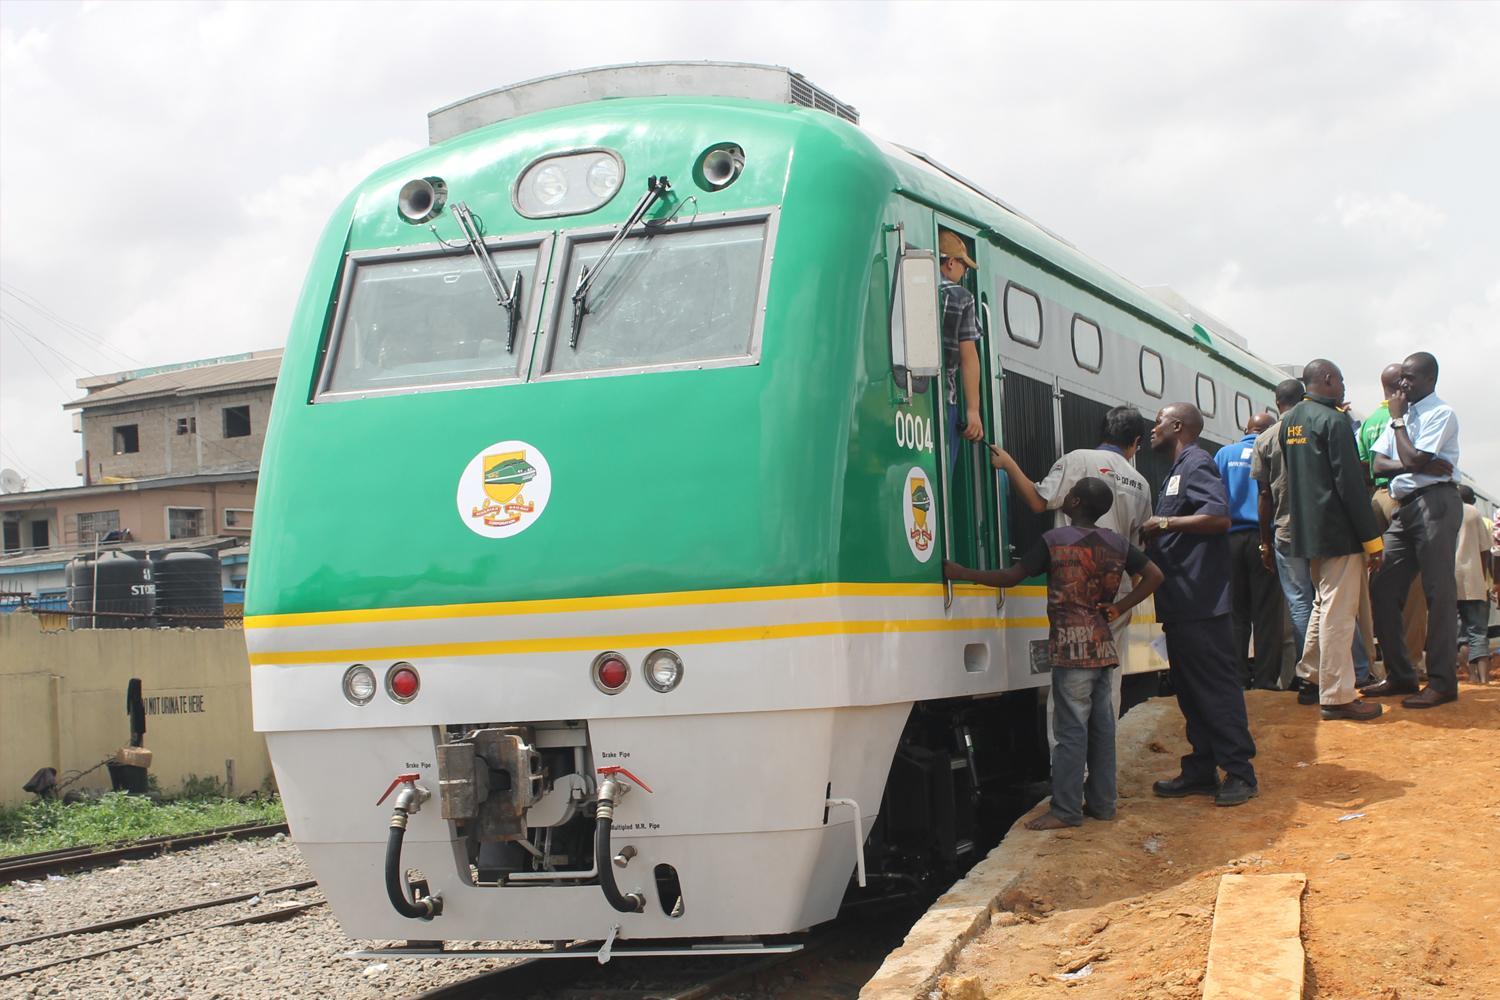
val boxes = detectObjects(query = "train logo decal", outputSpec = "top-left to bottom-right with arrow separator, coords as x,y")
456,440 -> 552,538
902,466 -> 935,562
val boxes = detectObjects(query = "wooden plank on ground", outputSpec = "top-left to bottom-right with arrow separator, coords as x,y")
1202,873 -> 1306,1000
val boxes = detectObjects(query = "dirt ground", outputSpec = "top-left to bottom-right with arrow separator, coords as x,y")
941,681 -> 1500,1000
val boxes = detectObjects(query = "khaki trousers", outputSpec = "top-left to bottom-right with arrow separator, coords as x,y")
1297,553 -> 1364,705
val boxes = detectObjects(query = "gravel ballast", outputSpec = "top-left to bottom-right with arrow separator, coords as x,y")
1,835 -> 521,999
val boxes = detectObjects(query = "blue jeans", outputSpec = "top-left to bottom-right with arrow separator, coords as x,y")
1048,666 -> 1117,825
1274,544 -> 1371,686
1458,600 -> 1491,662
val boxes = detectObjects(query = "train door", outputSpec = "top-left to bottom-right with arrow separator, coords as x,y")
938,223 -> 1000,574
994,359 -> 1058,563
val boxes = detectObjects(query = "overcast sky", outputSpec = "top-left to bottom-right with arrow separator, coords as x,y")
2,0 -> 1496,493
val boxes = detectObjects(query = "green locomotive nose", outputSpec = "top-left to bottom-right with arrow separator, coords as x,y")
485,458 -> 537,487
910,483 -> 931,512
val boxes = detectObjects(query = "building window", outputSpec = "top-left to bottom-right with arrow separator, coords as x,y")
1234,392 -> 1253,431
1196,374 -> 1217,417
224,508 -> 254,531
176,416 -> 196,436
30,519 -> 49,549
75,510 -> 121,543
113,424 -> 140,454
3,521 -> 19,553
1140,348 -> 1164,398
1071,315 -> 1102,373
1003,282 -> 1043,347
166,507 -> 205,540
222,406 -> 251,438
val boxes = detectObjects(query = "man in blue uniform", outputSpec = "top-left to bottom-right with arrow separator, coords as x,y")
1140,402 -> 1258,806
1217,411 -> 1288,689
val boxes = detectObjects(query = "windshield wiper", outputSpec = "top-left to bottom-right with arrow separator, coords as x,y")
451,201 -> 523,352
570,175 -> 671,348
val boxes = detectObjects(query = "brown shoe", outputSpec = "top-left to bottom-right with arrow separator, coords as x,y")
1359,678 -> 1419,697
1401,687 -> 1458,709
1320,700 -> 1384,722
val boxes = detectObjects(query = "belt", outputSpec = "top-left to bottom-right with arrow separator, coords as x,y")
1396,481 -> 1457,506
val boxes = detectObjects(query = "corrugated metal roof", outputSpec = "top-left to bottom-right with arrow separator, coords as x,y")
67,353 -> 282,409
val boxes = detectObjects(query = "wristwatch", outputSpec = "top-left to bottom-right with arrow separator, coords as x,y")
1157,516 -> 1171,532
1390,417 -> 1406,429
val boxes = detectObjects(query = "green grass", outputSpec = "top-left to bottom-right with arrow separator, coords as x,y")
0,793 -> 286,859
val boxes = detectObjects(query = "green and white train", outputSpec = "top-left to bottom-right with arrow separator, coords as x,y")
246,63 -> 1290,959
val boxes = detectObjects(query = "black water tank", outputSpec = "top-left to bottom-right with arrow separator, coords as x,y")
150,550 -> 224,628
67,550 -> 154,629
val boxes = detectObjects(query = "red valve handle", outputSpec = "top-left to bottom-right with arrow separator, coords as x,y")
376,772 -> 422,805
598,765 -> 653,793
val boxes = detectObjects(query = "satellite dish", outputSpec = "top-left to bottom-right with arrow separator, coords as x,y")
0,468 -> 25,494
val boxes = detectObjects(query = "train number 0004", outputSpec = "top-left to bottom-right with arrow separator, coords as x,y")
895,411 -> 934,452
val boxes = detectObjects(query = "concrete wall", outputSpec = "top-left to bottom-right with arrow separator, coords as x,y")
0,613 -> 270,807
79,386 -> 272,482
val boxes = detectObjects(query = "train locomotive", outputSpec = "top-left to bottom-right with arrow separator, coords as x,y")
245,63 -> 1287,959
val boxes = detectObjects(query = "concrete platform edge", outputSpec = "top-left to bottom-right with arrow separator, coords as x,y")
858,699 -> 1178,1000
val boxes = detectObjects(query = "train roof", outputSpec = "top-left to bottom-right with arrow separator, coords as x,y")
428,63 -> 1285,389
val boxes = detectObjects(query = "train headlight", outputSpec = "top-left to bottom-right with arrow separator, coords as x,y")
387,662 -> 421,703
342,664 -> 376,706
587,155 -> 622,198
513,149 -> 625,218
644,649 -> 683,693
592,652 -> 630,694
533,165 -> 568,207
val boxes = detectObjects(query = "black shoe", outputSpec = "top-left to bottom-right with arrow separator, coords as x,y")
1297,685 -> 1319,705
1152,775 -> 1218,798
1215,776 -> 1259,807
1401,687 -> 1458,709
1359,678 -> 1418,697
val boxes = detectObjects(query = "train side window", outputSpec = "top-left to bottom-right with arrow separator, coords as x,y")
1196,374 -> 1217,417
1071,315 -> 1102,373
1234,392 -> 1252,430
1003,283 -> 1042,347
1139,348 -> 1164,398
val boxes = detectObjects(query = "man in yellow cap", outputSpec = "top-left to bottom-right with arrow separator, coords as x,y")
939,229 -> 984,470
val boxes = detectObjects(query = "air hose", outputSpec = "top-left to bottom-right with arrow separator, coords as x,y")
385,784 -> 441,919
595,776 -> 646,913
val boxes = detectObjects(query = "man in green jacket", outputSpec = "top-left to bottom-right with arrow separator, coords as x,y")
1280,359 -> 1384,721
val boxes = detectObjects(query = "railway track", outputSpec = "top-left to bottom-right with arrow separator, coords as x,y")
0,879 -> 321,980
0,821 -> 289,882
390,893 -> 923,1000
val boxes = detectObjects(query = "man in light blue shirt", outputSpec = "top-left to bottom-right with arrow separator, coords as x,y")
1363,351 -> 1462,708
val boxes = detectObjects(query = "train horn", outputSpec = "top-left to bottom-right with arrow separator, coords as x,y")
699,144 -> 744,191
397,176 -> 448,224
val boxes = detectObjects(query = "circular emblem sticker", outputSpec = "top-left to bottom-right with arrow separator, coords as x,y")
901,466 -> 935,562
456,440 -> 552,538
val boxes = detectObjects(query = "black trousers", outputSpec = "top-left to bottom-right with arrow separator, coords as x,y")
1163,614 -> 1258,787
1371,484 -> 1461,695
1228,530 -> 1289,690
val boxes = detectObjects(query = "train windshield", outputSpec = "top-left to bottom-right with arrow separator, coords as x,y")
320,243 -> 541,396
543,219 -> 767,376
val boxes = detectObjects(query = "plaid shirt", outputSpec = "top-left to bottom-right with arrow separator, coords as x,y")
940,278 -> 980,406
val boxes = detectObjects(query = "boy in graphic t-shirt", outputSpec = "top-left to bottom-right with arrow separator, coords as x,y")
946,478 -> 1163,830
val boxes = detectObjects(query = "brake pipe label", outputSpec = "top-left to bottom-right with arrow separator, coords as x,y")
456,439 -> 553,538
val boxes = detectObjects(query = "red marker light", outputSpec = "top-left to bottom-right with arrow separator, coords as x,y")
592,652 -> 629,693
388,663 -> 420,702
599,657 -> 628,689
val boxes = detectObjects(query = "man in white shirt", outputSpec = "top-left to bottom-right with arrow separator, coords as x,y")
990,406 -> 1154,735
1364,351 -> 1462,708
